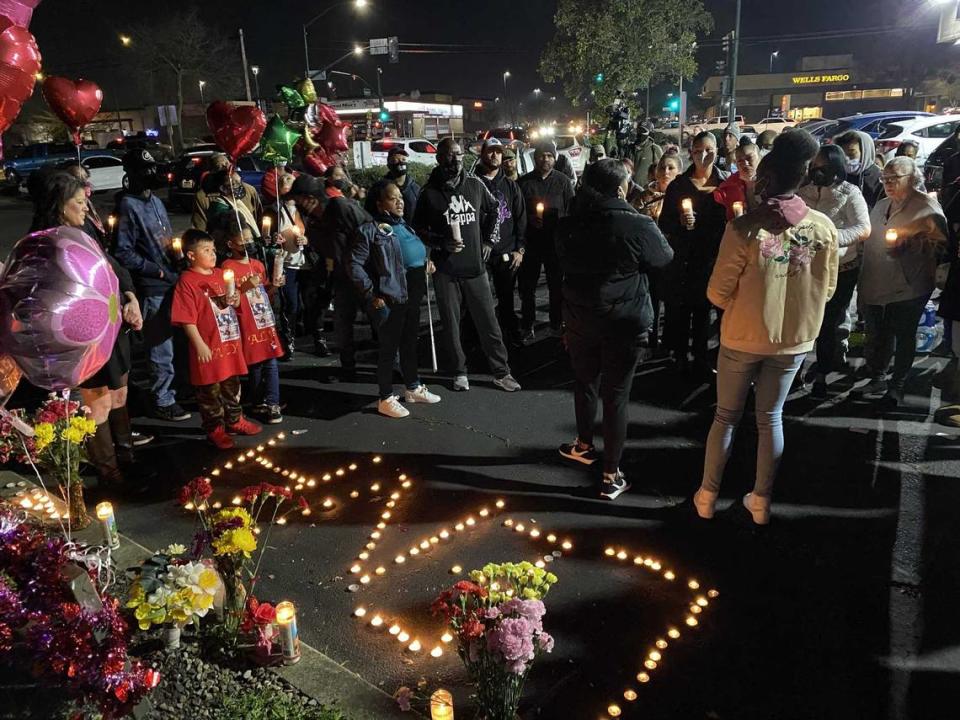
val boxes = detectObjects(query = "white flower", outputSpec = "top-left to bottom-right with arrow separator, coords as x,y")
146,584 -> 173,606
168,561 -> 221,598
165,543 -> 187,556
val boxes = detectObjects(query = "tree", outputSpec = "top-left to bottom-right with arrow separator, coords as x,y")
540,0 -> 713,110
123,8 -> 241,150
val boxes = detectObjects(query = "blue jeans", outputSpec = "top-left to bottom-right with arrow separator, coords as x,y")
247,357 -> 280,407
141,294 -> 177,409
701,346 -> 805,498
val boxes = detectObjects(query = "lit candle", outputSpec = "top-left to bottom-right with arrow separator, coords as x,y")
681,198 -> 693,213
222,268 -> 235,297
450,218 -> 463,251
430,689 -> 454,720
885,228 -> 898,247
95,502 -> 120,550
275,601 -> 301,664
681,197 -> 695,229
171,237 -> 183,259
108,215 -> 117,232
262,215 -> 272,237
732,201 -> 744,217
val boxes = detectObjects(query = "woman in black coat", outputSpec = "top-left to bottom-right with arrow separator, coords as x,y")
556,159 -> 674,500
658,131 -> 730,377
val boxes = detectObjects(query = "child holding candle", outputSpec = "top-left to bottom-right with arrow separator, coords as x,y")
171,229 -> 262,449
221,218 -> 285,424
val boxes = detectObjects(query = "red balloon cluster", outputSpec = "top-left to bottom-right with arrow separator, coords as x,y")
301,101 -> 349,175
206,101 -> 267,161
0,14 -> 41,138
41,76 -> 103,142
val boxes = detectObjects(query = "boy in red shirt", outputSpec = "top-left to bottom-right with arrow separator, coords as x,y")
221,218 -> 285,424
171,229 -> 262,449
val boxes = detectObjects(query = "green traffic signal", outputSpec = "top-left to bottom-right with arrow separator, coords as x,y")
668,98 -> 680,111
378,110 -> 390,121
594,72 -> 604,84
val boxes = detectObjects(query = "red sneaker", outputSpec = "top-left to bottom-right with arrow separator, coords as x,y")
207,425 -> 235,450
227,416 -> 262,436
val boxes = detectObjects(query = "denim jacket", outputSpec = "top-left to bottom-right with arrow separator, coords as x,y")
348,215 -> 410,306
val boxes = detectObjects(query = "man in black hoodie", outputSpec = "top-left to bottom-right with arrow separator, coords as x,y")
475,138 -> 527,348
384,146 -> 420,223
413,137 -> 521,392
518,140 -> 575,340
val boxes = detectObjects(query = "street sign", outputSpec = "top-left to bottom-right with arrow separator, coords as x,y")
369,37 -> 389,56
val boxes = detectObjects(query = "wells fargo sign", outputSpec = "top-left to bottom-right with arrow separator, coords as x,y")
791,73 -> 852,86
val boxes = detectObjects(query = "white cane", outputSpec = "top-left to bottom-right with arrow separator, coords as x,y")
425,267 -> 438,373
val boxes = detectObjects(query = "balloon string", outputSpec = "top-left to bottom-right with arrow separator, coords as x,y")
62,390 -> 72,541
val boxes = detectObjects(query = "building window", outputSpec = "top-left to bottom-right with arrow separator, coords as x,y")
788,107 -> 822,121
825,88 -> 905,101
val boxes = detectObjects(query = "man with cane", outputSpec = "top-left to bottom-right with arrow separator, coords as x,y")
413,138 -> 521,393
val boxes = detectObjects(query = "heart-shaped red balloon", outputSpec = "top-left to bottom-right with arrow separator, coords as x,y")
42,76 -> 103,131
206,101 -> 267,160
0,15 -> 40,138
0,1 -> 42,29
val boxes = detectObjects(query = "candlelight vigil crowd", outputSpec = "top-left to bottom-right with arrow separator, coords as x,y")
18,117 -> 960,525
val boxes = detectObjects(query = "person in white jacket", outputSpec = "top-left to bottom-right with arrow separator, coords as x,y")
691,130 -> 838,526
798,145 -> 871,397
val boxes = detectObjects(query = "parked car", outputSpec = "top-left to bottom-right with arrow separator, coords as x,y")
2,142 -> 118,189
369,138 -> 438,167
167,145 -> 269,211
753,117 -> 797,134
921,133 -> 960,192
689,115 -> 745,135
59,155 -> 127,192
875,114 -> 960,166
554,134 -> 585,175
830,111 -> 935,140
801,119 -> 840,143
482,127 -> 530,144
739,126 -> 759,143
105,136 -> 175,164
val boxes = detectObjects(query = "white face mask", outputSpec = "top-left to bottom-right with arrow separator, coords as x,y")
846,159 -> 862,174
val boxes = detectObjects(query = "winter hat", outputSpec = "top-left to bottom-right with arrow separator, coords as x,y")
534,140 -> 558,157
723,122 -> 741,141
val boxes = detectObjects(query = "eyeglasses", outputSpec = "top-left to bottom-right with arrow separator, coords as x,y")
880,174 -> 910,183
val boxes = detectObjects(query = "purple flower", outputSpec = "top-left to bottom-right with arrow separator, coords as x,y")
487,617 -> 535,674
483,607 -> 501,620
760,233 -> 782,260
394,686 -> 412,712
537,631 -> 555,653
500,598 -> 546,632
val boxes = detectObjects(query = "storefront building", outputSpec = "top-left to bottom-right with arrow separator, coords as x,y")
326,95 -> 464,140
702,56 -> 917,123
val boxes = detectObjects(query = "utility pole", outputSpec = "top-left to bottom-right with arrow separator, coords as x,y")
239,28 -> 253,102
729,0 -> 742,124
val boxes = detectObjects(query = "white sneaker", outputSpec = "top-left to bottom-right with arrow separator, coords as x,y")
404,385 -> 441,404
377,396 -> 410,418
453,375 -> 470,392
493,374 -> 521,392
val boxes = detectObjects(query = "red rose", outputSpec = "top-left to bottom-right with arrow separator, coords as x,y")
253,602 -> 276,624
297,496 -> 309,510
177,486 -> 193,507
461,618 -> 484,639
193,477 -> 213,501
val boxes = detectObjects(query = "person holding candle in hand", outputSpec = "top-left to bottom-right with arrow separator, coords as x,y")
658,131 -> 730,378
713,141 -> 761,221
221,217 -> 285,424
798,145 -> 872,398
854,156 -> 947,406
692,129 -> 838,525
171,230 -> 262,449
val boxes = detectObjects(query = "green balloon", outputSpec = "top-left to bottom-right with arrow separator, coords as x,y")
259,115 -> 300,165
277,85 -> 306,112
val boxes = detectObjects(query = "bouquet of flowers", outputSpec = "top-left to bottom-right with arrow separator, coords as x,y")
432,562 -> 557,720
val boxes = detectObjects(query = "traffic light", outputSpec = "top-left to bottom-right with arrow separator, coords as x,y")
594,72 -> 604,84
715,60 -> 727,74
388,36 -> 399,64
721,30 -> 735,53
378,109 -> 390,122
667,97 -> 680,112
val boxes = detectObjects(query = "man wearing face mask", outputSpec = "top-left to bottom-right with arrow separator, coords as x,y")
835,131 -> 883,209
192,152 -> 263,235
384,146 -> 420,223
114,149 -> 191,422
518,140 -> 575,340
413,137 -> 520,392
475,138 -> 527,348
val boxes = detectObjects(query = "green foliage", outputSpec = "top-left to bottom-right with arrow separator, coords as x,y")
349,161 -> 434,190
540,0 -> 713,109
211,688 -> 348,720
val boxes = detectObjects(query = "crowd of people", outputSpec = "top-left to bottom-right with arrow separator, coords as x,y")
24,114 -> 958,524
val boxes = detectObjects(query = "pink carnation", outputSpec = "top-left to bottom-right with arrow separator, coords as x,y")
538,631 -> 555,653
394,686 -> 412,712
487,617 -> 535,674
500,598 -> 546,632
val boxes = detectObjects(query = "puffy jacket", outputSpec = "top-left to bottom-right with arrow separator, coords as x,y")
708,203 -> 839,355
348,214 -> 411,306
797,181 -> 870,268
412,167 -> 499,278
558,195 -> 674,336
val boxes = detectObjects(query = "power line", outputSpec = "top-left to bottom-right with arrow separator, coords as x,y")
697,24 -> 938,47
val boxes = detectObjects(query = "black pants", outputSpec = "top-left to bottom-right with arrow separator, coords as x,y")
815,265 -> 859,374
375,268 -> 426,399
333,272 -> 362,369
664,301 -> 711,364
518,238 -> 562,329
566,326 -> 643,475
434,271 -> 510,377
864,294 -> 929,389
300,263 -> 331,340
487,255 -> 520,342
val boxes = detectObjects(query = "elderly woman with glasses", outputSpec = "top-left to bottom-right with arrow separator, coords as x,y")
855,156 -> 948,407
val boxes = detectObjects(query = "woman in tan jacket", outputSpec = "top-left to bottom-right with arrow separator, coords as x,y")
692,130 -> 839,525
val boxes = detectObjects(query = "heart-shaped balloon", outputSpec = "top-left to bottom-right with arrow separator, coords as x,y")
0,0 -> 42,28
41,76 -> 103,131
0,15 -> 41,139
206,101 -> 267,160
0,226 -> 121,390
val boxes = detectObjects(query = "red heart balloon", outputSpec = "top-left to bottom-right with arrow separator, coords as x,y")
0,15 -> 40,138
0,1 -> 41,29
205,101 -> 267,161
41,76 -> 103,131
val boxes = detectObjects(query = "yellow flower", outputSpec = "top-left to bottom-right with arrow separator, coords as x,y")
33,423 -> 54,453
62,416 -> 97,445
212,507 -> 253,528
197,568 -> 220,592
212,527 -> 257,557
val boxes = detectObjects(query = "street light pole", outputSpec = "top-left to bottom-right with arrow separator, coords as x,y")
729,0 -> 742,125
198,80 -> 206,106
503,70 -> 511,125
251,66 -> 261,108
769,50 -> 779,74
303,0 -> 368,77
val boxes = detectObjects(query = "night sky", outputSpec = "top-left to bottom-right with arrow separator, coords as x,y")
27,0 -> 948,117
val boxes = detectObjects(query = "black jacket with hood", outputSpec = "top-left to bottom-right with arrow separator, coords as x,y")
475,166 -> 527,255
558,194 -> 674,336
413,167 -> 499,278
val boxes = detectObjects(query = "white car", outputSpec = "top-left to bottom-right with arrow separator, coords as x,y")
554,134 -> 586,175
81,155 -> 127,192
369,138 -> 438,167
875,114 -> 960,166
753,117 -> 797,135
689,115 -> 746,136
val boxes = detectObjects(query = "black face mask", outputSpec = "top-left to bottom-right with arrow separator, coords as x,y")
329,178 -> 350,192
439,156 -> 462,180
389,162 -> 407,175
810,167 -> 836,188
131,166 -> 163,191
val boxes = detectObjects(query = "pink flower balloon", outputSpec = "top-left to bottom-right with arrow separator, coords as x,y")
0,225 -> 120,390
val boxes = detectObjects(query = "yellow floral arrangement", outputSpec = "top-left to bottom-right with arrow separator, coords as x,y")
210,508 -> 258,558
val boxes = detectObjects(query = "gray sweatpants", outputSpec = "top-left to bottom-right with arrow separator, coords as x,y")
433,271 -> 511,378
